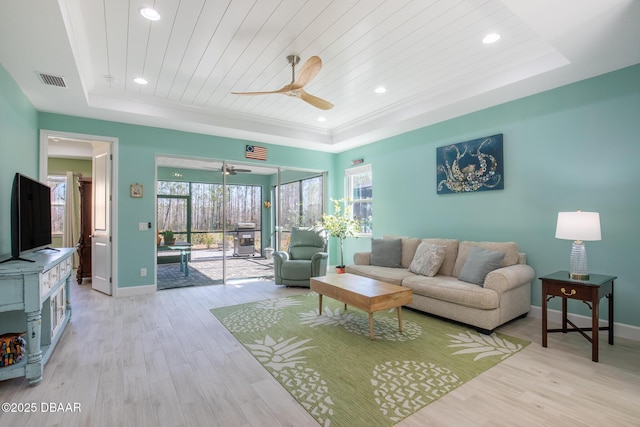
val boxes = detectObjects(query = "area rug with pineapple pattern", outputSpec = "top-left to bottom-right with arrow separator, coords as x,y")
210,293 -> 529,427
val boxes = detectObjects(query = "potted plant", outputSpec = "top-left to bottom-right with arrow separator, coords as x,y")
161,230 -> 175,246
320,198 -> 361,273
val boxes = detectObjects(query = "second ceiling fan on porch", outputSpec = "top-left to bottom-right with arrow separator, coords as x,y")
222,165 -> 251,175
203,163 -> 252,175
231,55 -> 334,110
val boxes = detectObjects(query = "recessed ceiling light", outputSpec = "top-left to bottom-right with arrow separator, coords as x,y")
139,7 -> 160,21
134,77 -> 148,85
374,86 -> 387,94
482,33 -> 501,44
317,117 -> 327,122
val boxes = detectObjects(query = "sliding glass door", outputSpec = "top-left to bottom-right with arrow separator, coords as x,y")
156,156 -> 324,286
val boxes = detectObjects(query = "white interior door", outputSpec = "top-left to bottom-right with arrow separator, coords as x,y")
91,142 -> 112,295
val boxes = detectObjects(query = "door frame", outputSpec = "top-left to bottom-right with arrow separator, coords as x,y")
39,129 -> 119,295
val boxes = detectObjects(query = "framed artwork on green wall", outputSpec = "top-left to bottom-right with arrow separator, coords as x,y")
130,183 -> 144,198
436,133 -> 503,194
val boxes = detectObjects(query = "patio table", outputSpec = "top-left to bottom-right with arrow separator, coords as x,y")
168,244 -> 192,276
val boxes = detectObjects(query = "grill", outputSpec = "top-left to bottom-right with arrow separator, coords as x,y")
233,222 -> 256,256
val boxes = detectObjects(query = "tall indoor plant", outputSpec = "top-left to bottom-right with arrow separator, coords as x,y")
320,198 -> 361,273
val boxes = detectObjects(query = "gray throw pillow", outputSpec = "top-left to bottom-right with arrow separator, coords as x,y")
458,246 -> 505,286
408,243 -> 446,277
370,238 -> 402,268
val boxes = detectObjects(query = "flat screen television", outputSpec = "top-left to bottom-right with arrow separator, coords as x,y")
2,173 -> 53,263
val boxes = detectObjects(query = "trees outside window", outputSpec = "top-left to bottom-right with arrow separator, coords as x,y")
157,180 -> 262,249
277,175 -> 324,249
48,175 -> 66,235
345,164 -> 372,235
279,176 -> 323,230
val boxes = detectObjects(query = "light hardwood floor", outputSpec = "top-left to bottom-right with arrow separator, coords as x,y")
1,279 -> 639,426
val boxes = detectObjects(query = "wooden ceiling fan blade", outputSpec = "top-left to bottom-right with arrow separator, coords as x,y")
291,56 -> 322,89
231,56 -> 334,109
231,84 -> 293,96
300,90 -> 334,110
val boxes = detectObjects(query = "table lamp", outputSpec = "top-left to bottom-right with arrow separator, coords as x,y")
555,210 -> 601,280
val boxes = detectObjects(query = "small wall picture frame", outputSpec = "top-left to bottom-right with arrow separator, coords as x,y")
130,183 -> 143,198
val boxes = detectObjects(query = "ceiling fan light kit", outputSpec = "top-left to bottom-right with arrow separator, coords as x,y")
231,55 -> 334,110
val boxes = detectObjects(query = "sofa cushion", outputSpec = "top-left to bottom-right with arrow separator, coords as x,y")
383,235 -> 421,268
345,265 -> 415,286
458,246 -> 505,285
353,251 -> 371,265
453,241 -> 519,277
370,238 -> 402,268
421,238 -> 459,276
408,243 -> 445,277
402,275 -> 500,310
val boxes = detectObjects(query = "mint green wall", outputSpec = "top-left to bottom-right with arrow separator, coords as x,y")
48,157 -> 92,176
37,113 -> 334,288
157,166 -> 272,185
0,64 -> 38,256
337,64 -> 640,327
278,169 -> 323,184
3,57 -> 639,327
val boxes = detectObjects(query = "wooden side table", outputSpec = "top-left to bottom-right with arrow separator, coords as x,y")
540,271 -> 616,362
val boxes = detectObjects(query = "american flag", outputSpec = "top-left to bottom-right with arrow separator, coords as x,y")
245,145 -> 267,161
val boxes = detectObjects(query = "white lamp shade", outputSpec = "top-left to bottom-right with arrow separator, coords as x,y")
555,211 -> 601,241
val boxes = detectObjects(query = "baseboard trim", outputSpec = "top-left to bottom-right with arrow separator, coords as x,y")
528,306 -> 640,342
115,284 -> 156,297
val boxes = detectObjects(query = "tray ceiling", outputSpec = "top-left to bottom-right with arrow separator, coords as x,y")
1,0 -> 638,152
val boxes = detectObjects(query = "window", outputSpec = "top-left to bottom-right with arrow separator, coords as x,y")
345,164 -> 372,235
48,175 -> 66,235
279,181 -> 301,230
279,175 -> 324,231
301,176 -> 324,227
156,180 -> 262,246
276,174 -> 324,250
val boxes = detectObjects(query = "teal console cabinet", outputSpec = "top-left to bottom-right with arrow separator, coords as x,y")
0,248 -> 74,385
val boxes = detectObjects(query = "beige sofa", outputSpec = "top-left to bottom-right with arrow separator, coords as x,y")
346,237 -> 535,333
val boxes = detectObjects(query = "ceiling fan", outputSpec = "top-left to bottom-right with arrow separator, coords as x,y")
231,55 -> 334,110
222,165 -> 251,175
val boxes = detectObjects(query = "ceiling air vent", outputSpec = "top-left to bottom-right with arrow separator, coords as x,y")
37,72 -> 68,88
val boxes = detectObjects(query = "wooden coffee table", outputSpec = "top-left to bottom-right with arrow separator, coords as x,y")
310,273 -> 413,340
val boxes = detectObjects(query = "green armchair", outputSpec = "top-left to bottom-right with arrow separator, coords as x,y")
273,227 -> 328,287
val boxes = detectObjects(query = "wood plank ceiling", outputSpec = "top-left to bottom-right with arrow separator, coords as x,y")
87,0 -> 556,123
1,0 -> 638,150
